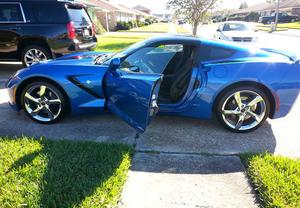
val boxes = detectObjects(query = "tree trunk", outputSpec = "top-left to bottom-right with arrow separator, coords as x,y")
192,21 -> 198,36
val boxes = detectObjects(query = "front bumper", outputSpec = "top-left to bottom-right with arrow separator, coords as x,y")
5,76 -> 20,111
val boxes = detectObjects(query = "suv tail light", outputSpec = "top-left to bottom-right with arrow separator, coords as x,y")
67,21 -> 76,40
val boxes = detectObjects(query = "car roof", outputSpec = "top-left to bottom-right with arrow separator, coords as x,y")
146,35 -> 201,43
144,35 -> 253,52
221,21 -> 250,25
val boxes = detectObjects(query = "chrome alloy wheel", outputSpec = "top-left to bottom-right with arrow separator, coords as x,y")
24,49 -> 47,66
221,90 -> 267,131
23,85 -> 62,122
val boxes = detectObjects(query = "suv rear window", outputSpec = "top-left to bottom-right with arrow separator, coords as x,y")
23,2 -> 68,23
0,3 -> 24,22
67,6 -> 91,24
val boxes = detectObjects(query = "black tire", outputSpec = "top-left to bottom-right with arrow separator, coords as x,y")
215,86 -> 270,133
21,45 -> 52,67
21,81 -> 67,124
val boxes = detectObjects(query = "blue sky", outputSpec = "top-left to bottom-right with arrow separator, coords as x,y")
111,0 -> 266,13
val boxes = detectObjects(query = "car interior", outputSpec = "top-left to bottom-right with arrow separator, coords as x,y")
114,43 -> 197,105
158,45 -> 196,104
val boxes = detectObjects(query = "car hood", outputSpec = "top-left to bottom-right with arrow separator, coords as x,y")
222,31 -> 257,38
29,51 -> 111,68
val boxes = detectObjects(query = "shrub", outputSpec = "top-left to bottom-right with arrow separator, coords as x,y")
116,21 -> 130,30
245,12 -> 260,22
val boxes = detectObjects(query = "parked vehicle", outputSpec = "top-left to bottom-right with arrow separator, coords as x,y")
6,35 -> 300,133
259,12 -> 298,24
177,19 -> 186,25
0,0 -> 97,67
214,21 -> 258,44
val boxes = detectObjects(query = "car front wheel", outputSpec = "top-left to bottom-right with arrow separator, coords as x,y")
21,82 -> 67,124
216,86 -> 270,133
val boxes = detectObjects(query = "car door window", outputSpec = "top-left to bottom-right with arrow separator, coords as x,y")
120,44 -> 183,74
0,3 -> 24,22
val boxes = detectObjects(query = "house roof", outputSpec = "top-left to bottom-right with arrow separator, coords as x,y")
230,0 -> 300,15
280,0 -> 300,9
77,0 -> 139,14
119,4 -> 150,17
133,5 -> 151,11
230,2 -> 273,14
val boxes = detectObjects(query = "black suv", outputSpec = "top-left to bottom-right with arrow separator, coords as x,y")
0,0 -> 97,66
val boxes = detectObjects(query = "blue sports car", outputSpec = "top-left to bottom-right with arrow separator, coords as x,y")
5,35 -> 300,133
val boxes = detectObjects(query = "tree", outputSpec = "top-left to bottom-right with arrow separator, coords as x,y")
239,2 -> 248,9
167,0 -> 219,35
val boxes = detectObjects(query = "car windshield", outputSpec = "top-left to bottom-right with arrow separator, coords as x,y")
223,23 -> 252,31
94,39 -> 148,65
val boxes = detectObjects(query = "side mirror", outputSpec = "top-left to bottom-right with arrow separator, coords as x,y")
110,57 -> 121,70
216,29 -> 221,32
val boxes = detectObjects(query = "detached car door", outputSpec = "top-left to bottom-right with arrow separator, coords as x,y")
103,44 -> 180,133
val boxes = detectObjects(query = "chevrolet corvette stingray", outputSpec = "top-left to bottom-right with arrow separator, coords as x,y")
6,35 -> 300,133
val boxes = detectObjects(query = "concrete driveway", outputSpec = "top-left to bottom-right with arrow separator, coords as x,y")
0,62 -> 299,157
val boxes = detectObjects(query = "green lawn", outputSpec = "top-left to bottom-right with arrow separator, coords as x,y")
94,24 -> 191,53
256,24 -> 288,31
241,153 -> 300,208
277,22 -> 300,29
256,22 -> 300,31
0,137 -> 133,208
129,23 -> 170,33
95,33 -> 152,52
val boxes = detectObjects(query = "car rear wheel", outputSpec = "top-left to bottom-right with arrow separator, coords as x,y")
216,86 -> 270,133
21,82 -> 67,124
21,45 -> 52,67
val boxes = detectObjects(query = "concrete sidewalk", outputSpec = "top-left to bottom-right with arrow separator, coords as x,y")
120,153 -> 258,208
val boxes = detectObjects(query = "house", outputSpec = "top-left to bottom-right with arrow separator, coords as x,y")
133,5 -> 151,15
228,0 -> 300,19
119,5 -> 150,22
76,0 -> 150,31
